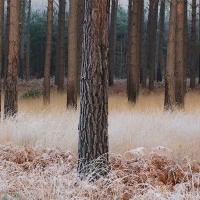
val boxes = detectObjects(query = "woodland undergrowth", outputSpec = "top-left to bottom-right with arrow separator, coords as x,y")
0,79 -> 200,199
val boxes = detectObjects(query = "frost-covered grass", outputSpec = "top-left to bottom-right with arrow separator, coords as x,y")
1,92 -> 200,160
1,86 -> 200,199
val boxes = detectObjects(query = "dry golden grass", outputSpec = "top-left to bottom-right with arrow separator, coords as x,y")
0,79 -> 200,199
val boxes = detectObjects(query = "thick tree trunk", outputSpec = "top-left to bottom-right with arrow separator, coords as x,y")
175,0 -> 185,108
57,0 -> 66,93
157,0 -> 165,82
108,0 -> 118,86
19,0 -> 26,79
78,0 -> 110,180
190,0 -> 196,88
67,0 -> 77,108
0,0 -> 4,118
4,0 -> 21,117
149,0 -> 158,91
164,0 -> 176,111
26,0 -> 31,81
43,0 -> 53,105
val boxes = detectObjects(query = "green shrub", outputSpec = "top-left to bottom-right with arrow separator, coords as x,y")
20,89 -> 43,99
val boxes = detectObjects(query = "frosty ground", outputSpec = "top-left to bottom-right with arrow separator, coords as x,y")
1,79 -> 200,199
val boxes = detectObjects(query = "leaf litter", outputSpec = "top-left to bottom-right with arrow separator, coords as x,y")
0,144 -> 200,199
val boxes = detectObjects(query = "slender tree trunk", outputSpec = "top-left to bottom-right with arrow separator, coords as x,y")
164,0 -> 176,111
26,0 -> 31,81
184,0 -> 188,91
149,0 -> 158,91
108,0 -> 118,86
199,0 -> 200,84
175,0 -> 185,108
127,0 -> 140,103
0,0 -> 4,118
4,0 -> 10,84
127,0 -> 133,92
57,0 -> 66,93
67,0 -> 77,108
142,0 -> 153,88
55,9 -> 60,85
78,0 -> 110,180
190,0 -> 196,88
43,0 -> 53,105
19,0 -> 26,79
77,0 -> 85,93
140,0 -> 145,85
4,0 -> 21,117
157,0 -> 165,82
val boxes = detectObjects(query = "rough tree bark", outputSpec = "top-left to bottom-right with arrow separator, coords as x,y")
157,0 -> 165,82
57,0 -> 66,93
78,0 -> 110,180
4,0 -> 21,117
67,0 -> 78,108
0,0 -> 4,118
175,0 -> 185,108
190,0 -> 196,88
164,0 -> 176,111
108,0 -> 118,86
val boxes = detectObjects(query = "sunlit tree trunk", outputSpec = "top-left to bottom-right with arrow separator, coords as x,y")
67,0 -> 77,108
43,0 -> 53,105
108,0 -> 118,86
175,0 -> 185,108
190,0 -> 196,88
157,0 -> 165,82
4,0 -> 21,117
57,0 -> 66,93
78,0 -> 110,180
164,0 -> 176,111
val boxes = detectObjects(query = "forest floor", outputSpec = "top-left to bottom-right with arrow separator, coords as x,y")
1,79 -> 200,199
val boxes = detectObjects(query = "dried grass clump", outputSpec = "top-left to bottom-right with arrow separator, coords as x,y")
0,145 -> 200,199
